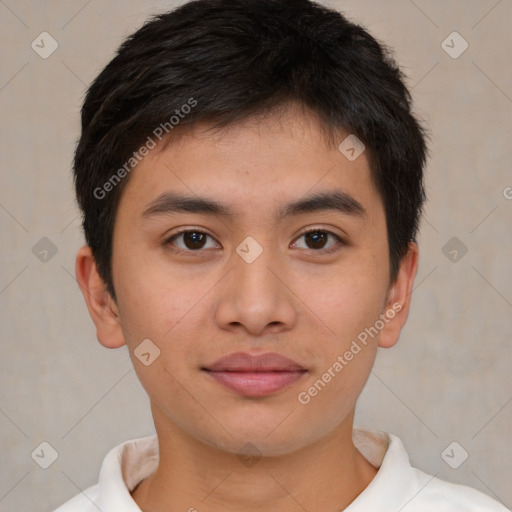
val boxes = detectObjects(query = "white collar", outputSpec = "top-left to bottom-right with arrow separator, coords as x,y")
96,429 -> 404,510
88,428 -> 507,511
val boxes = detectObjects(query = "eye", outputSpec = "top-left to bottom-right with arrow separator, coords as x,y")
164,228 -> 343,254
165,229 -> 220,252
291,229 -> 344,252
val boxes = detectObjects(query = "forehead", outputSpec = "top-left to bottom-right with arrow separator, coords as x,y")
116,107 -> 382,222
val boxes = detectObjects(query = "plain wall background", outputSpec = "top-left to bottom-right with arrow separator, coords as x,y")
0,1 -> 511,510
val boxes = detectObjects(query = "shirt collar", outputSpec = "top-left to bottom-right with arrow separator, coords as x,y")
97,435 -> 159,510
347,429 -> 418,510
96,428 -> 413,511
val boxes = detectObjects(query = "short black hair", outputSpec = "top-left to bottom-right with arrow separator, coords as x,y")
74,0 -> 428,299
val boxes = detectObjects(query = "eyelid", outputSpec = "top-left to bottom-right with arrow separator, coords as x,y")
165,226 -> 215,239
295,225 -> 346,240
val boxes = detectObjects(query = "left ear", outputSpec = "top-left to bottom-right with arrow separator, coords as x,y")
378,241 -> 419,349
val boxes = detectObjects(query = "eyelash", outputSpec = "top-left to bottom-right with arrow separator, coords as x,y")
164,227 -> 345,255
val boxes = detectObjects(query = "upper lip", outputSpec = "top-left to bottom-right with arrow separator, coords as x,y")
203,352 -> 306,372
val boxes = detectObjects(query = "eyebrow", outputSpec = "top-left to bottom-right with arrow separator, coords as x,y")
141,190 -> 367,220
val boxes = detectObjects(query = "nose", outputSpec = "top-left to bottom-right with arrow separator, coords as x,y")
213,243 -> 298,337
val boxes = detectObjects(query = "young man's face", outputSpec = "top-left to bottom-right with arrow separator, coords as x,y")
80,106 -> 417,456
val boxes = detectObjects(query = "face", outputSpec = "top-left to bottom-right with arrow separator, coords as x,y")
104,107 -> 401,456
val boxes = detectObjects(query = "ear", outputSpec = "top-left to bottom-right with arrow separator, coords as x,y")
378,241 -> 419,349
75,245 -> 126,349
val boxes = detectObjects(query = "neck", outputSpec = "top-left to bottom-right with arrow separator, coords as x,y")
132,407 -> 377,512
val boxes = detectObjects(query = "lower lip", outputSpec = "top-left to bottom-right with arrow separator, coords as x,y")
204,370 -> 307,397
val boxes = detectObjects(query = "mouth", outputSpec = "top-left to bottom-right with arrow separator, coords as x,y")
201,352 -> 308,397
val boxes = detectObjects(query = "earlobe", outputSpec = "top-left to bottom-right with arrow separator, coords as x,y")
378,241 -> 419,349
75,245 -> 126,349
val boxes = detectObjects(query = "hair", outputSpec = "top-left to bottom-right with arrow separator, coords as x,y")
74,0 -> 428,300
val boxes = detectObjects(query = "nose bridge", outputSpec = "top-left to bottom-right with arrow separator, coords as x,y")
213,237 -> 297,334
235,240 -> 277,295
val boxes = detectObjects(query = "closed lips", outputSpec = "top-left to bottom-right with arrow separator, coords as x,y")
202,352 -> 307,372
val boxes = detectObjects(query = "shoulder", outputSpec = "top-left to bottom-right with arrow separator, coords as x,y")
51,434 -> 157,511
352,429 -> 509,512
52,484 -> 99,512
406,465 -> 510,511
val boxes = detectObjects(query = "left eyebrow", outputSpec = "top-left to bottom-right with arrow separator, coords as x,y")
141,190 -> 367,220
276,191 -> 367,220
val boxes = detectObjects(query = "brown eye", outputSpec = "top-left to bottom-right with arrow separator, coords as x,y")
304,230 -> 328,249
292,229 -> 343,252
182,231 -> 207,249
167,230 -> 219,251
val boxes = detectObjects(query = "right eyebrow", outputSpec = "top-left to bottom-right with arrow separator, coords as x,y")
141,192 -> 234,219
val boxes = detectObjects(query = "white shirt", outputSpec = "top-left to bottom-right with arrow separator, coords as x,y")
54,429 -> 510,511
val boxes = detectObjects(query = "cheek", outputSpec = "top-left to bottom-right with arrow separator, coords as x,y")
294,267 -> 386,424
304,258 -> 389,342
112,242 -> 198,339
295,256 -> 388,411
113,260 -> 218,400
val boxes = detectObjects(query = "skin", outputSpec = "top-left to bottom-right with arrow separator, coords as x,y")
76,105 -> 418,512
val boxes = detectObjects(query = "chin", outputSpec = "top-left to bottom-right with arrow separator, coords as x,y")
192,415 -> 320,458
209,432 -> 311,458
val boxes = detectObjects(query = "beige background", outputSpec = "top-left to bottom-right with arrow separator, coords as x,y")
0,0 -> 511,510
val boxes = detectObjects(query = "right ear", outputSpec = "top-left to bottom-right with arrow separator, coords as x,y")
75,245 -> 126,349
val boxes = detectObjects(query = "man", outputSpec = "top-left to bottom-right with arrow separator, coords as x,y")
56,0 -> 509,510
